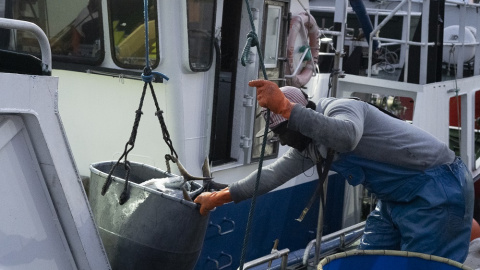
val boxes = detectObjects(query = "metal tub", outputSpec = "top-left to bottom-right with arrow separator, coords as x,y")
89,161 -> 208,270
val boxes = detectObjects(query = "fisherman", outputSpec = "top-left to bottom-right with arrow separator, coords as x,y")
194,79 -> 474,263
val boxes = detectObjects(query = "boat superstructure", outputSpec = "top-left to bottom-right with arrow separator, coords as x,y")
1,0 -> 480,269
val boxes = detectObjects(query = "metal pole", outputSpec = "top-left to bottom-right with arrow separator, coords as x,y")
314,179 -> 327,265
476,2 -> 480,76
367,0 -> 409,77
419,0 -> 430,84
240,248 -> 290,270
456,1 -> 467,79
330,0 -> 347,98
403,0 -> 412,82
330,52 -> 341,98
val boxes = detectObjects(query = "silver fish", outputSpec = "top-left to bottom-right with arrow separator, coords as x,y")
202,156 -> 212,178
200,156 -> 228,192
139,156 -> 211,201
139,176 -> 187,199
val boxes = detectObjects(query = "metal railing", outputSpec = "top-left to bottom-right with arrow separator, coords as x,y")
303,221 -> 365,266
0,17 -> 52,74
367,0 -> 480,82
239,248 -> 290,270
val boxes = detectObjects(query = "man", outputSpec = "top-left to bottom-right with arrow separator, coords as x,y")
71,0 -> 100,55
195,79 -> 473,263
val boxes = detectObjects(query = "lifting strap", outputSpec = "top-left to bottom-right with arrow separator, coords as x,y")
100,79 -> 174,205
296,148 -> 335,222
101,0 -> 171,205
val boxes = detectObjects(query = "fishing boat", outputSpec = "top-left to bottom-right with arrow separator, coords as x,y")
0,0 -> 479,269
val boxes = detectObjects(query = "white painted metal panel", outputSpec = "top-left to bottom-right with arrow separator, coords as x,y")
0,116 -> 76,270
0,73 -> 110,270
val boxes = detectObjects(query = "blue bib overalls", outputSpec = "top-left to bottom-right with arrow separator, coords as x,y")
332,154 -> 474,263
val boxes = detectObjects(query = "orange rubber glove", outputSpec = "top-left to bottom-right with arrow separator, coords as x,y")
248,79 -> 294,119
194,187 -> 232,215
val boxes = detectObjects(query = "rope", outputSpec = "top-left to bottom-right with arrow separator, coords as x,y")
144,0 -> 150,69
141,0 -> 169,83
238,0 -> 271,269
241,31 -> 259,66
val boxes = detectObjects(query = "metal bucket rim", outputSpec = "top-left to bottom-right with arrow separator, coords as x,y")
89,160 -> 201,209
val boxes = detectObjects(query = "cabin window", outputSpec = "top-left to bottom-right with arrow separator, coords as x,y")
263,5 -> 281,68
108,0 -> 158,69
3,0 -> 103,64
186,0 -> 216,71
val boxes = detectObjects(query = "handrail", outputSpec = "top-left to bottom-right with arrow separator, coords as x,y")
0,18 -> 52,74
309,6 -> 422,17
367,0 -> 411,79
239,248 -> 290,270
302,221 -> 366,266
317,30 -> 341,57
445,0 -> 480,8
319,29 -> 342,37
